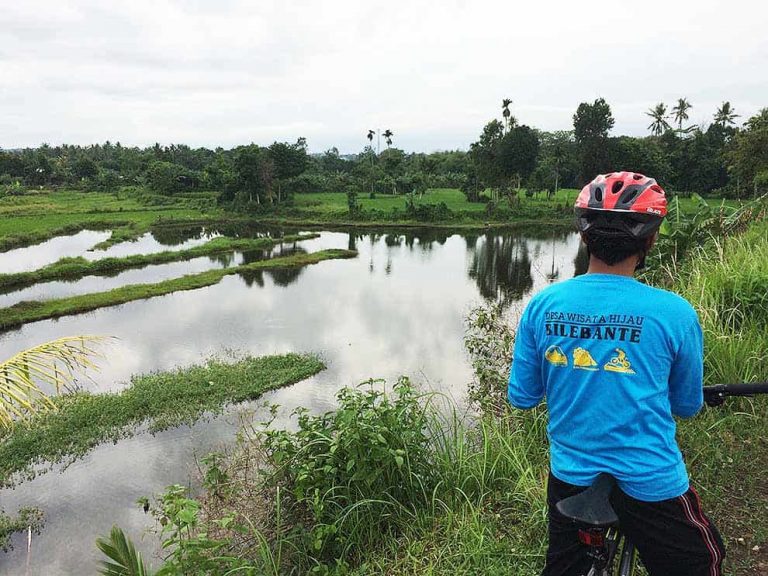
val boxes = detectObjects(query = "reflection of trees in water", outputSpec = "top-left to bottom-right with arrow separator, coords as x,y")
362,229 -> 453,275
152,223 -> 300,247
467,233 -> 534,310
545,235 -> 560,283
151,225 -> 207,246
406,229 -> 451,252
208,252 -> 237,268
573,242 -> 589,277
237,244 -> 307,288
347,234 -> 360,252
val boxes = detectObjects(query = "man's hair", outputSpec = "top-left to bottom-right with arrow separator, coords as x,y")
583,228 -> 647,265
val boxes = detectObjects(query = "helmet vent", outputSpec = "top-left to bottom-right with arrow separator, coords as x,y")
611,181 -> 624,194
651,185 -> 663,194
632,174 -> 643,180
594,187 -> 603,202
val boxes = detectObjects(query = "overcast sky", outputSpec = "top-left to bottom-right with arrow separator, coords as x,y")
1,0 -> 765,153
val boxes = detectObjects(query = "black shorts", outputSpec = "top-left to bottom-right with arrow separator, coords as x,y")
543,472 -> 725,576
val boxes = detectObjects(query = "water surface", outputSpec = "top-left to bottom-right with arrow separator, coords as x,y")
0,228 -> 583,574
0,230 -> 111,274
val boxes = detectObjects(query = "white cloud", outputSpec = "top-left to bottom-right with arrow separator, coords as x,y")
1,0 -> 765,152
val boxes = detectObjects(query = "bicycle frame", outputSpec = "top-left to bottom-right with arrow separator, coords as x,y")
561,384 -> 768,575
579,525 -> 636,576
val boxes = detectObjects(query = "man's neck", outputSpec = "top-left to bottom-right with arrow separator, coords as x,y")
586,255 -> 638,278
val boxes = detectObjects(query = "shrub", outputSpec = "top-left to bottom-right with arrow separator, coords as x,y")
262,379 -> 434,562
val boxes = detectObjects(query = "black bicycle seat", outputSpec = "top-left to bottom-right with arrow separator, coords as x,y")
555,474 -> 619,528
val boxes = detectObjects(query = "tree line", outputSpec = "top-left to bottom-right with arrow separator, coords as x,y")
0,99 -> 766,208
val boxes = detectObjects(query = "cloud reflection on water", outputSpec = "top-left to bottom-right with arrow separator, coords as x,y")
0,228 -> 582,573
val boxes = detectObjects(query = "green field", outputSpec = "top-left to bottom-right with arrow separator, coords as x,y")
289,187 -> 738,225
294,188 -> 495,213
0,189 -> 221,251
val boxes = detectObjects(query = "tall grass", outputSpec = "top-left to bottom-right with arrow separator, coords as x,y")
666,223 -> 768,385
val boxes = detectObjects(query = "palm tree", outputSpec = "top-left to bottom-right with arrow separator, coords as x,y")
0,336 -> 106,429
646,103 -> 671,136
382,129 -> 394,148
672,98 -> 692,129
714,102 -> 740,127
502,99 -> 512,131
366,129 -> 375,147
97,526 -> 151,576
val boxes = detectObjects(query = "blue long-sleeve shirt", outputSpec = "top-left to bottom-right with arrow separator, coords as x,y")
508,273 -> 703,501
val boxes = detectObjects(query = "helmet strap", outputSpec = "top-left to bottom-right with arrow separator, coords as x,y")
634,251 -> 646,271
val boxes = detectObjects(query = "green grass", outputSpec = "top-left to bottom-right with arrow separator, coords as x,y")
294,189 -> 497,214
0,233 -> 319,292
276,188 -> 735,229
0,189 -> 220,251
0,353 -> 325,488
0,249 -> 357,331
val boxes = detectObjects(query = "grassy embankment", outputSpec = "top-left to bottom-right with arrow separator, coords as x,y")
0,233 -> 319,292
0,353 -> 325,488
144,218 -> 768,576
261,188 -> 576,229
349,220 -> 768,576
0,248 -> 356,332
247,188 -> 738,229
0,189 -> 222,251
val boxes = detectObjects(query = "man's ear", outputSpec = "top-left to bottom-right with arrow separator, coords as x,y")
645,232 -> 658,251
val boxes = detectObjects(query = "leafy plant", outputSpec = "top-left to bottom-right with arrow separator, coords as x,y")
0,336 -> 106,430
261,378 -> 434,564
464,304 -> 515,414
647,193 -> 768,283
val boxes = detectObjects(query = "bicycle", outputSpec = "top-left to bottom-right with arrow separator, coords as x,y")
555,382 -> 768,576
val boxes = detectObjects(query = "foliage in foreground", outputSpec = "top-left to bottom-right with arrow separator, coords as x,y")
96,526 -> 150,576
0,335 -> 106,430
0,353 -> 325,487
102,378 -> 548,575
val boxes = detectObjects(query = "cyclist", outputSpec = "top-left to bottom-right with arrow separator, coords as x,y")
508,172 -> 725,576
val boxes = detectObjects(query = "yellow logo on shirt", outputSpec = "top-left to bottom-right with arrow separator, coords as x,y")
545,345 -> 568,367
573,347 -> 599,371
604,348 -> 636,374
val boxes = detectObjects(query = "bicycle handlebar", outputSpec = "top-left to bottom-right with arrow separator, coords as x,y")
703,382 -> 768,406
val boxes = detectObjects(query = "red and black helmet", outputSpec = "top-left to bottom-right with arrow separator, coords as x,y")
574,172 -> 667,239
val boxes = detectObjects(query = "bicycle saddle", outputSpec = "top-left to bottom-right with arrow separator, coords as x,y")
555,473 -> 619,528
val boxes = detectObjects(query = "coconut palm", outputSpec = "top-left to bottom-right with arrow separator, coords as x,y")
714,101 -> 740,127
97,526 -> 151,576
501,98 -> 518,132
672,98 -> 692,129
382,129 -> 394,148
0,336 -> 106,429
646,103 -> 671,136
366,129 -> 375,146
502,98 -> 512,129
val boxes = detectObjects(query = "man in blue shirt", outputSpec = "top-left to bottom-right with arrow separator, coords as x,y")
509,172 -> 725,576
